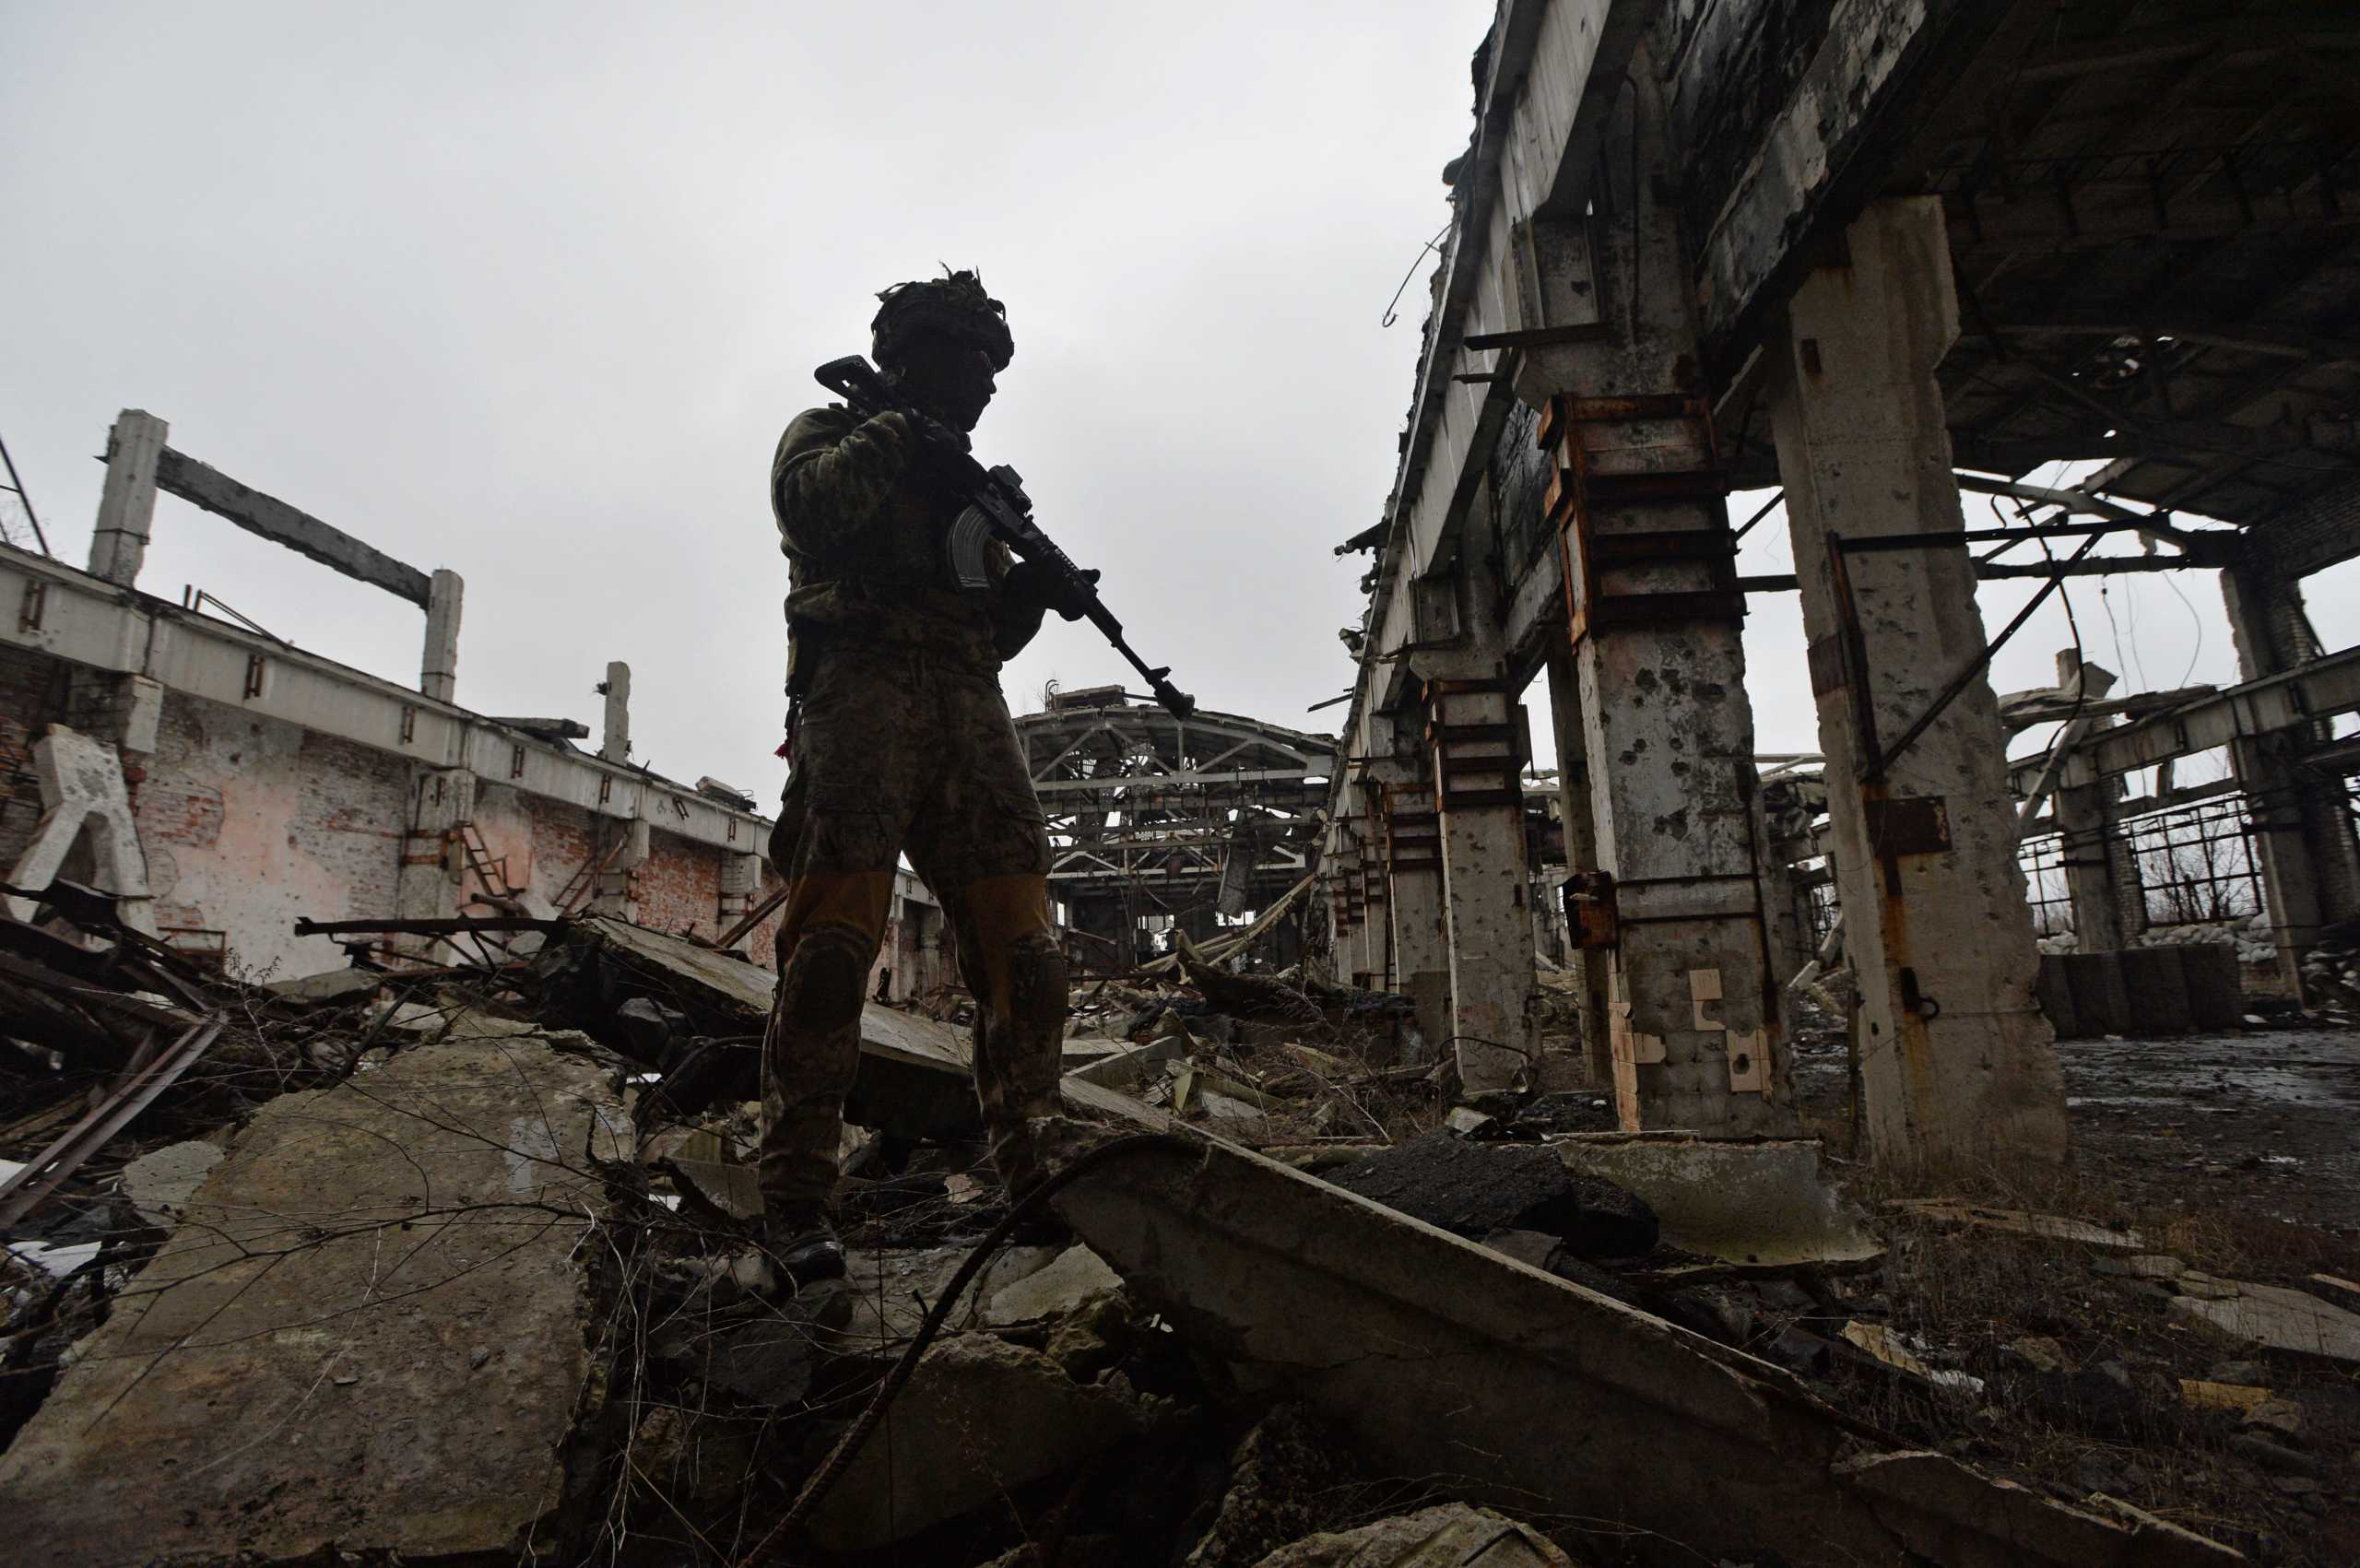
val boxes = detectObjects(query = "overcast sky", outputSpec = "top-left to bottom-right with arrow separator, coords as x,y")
6,2 -> 2351,800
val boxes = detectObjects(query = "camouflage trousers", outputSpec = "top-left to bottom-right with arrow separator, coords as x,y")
760,640 -> 1067,1216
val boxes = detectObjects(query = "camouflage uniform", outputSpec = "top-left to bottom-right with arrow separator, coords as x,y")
760,398 -> 1066,1218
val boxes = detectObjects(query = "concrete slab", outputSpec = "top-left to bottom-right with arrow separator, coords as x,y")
826,1244 -> 1067,1350
2034,955 -> 2082,1039
1065,1034 -> 1184,1090
2178,943 -> 2244,1031
0,1032 -> 628,1566
262,966 -> 386,1006
2119,947 -> 2194,1035
1056,1135 -> 2231,1567
572,914 -> 979,1139
806,1334 -> 1153,1551
983,1244 -> 1122,1325
115,1138 -> 225,1227
1887,1197 -> 2144,1251
1551,1134 -> 1883,1273
2062,952 -> 2131,1036
1251,1503 -> 1573,1567
2169,1279 -> 2360,1362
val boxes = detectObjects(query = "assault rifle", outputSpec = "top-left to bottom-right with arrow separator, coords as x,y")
815,355 -> 1196,721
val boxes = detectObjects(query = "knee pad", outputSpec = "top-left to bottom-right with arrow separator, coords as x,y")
778,923 -> 872,1032
1003,933 -> 1068,1034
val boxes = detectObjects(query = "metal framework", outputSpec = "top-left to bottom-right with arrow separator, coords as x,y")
1013,687 -> 1333,919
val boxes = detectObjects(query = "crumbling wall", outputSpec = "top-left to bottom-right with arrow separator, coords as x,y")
637,829 -> 727,938
0,634 -> 784,980
470,779 -> 561,907
0,643 -> 65,873
136,690 -> 408,979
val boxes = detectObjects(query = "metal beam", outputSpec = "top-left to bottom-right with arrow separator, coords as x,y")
1944,183 -> 2360,256
1990,321 -> 2360,366
152,447 -> 433,607
2006,643 -> 2360,791
2011,15 -> 2360,83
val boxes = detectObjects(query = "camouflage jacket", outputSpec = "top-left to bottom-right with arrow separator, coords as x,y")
771,405 -> 1042,675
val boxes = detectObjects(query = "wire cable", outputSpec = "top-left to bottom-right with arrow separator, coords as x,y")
1380,221 -> 1453,328
734,1130 -> 1207,1567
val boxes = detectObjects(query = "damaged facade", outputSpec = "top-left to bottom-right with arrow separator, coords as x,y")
4,3 -> 2360,1565
0,408 -> 957,1003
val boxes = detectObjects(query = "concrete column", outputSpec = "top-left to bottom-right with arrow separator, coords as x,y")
1515,53 -> 1791,1136
420,569 -> 464,704
65,673 -> 163,758
395,768 -> 476,957
718,849 -> 761,946
1385,775 -> 1451,1061
1764,195 -> 2069,1168
591,816 -> 651,922
1354,785 -> 1393,985
2054,753 -> 2144,951
1426,671 -> 1535,1098
89,411 -> 167,588
1543,641 -> 1612,1083
1335,825 -> 1374,987
1315,828 -> 1351,988
599,661 -> 631,763
2221,563 -> 2360,994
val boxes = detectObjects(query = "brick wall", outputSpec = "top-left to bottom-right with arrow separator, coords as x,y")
135,690 -> 411,981
0,640 -> 789,984
636,831 -> 724,942
2250,476 -> 2360,584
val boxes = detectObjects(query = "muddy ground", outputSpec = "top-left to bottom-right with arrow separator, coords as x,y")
1793,1025 -> 2360,1231
1784,1023 -> 2360,1563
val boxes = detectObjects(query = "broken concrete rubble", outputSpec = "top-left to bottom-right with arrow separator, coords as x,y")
1053,1134 -> 2236,1566
0,1032 -> 627,1566
0,860 -> 2335,1564
1328,1131 -> 1658,1257
1249,1503 -> 1574,1568
2169,1278 -> 2360,1362
113,1137 -> 223,1226
805,1333 -> 1159,1552
1180,1404 -> 1361,1568
1552,1132 -> 1882,1273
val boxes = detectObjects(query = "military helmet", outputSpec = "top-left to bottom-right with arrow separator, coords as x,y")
871,269 -> 1013,371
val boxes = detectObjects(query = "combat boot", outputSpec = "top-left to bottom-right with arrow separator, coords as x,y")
1001,1114 -> 1108,1246
765,1204 -> 848,1289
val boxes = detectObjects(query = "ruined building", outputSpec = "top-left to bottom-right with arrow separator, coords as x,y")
1316,0 -> 2360,1169
2,5 -> 2357,1565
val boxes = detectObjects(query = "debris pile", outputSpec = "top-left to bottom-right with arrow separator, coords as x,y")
0,894 -> 2347,1563
2297,918 -> 2360,1023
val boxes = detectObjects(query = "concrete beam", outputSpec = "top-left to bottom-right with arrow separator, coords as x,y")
1945,184 -> 2360,256
2006,642 -> 2360,792
152,445 -> 434,607
88,410 -> 167,588
2220,566 -> 2360,990
0,543 -> 770,855
1054,1135 -> 2235,1567
1688,0 -> 2031,373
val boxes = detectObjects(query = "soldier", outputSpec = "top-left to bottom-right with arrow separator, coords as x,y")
761,270 -> 1080,1294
